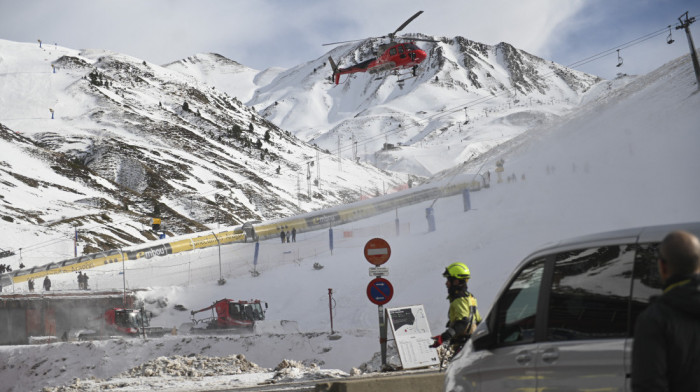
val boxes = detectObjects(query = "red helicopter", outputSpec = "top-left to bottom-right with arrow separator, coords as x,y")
324,11 -> 434,85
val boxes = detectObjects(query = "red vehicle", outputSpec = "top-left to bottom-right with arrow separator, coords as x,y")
324,11 -> 433,84
79,307 -> 167,339
190,299 -> 267,330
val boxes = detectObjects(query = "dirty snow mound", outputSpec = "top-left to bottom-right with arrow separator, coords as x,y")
267,358 -> 348,384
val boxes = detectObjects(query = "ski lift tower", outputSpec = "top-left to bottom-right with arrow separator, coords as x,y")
675,12 -> 700,88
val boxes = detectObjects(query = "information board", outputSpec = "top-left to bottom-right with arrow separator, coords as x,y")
386,305 -> 439,369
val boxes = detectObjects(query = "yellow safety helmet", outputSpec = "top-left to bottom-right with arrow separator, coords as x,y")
443,262 -> 470,280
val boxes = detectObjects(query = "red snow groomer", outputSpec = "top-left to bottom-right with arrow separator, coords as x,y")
79,307 -> 167,340
190,298 -> 267,330
185,298 -> 298,335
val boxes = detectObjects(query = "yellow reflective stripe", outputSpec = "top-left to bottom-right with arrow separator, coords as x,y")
664,279 -> 691,294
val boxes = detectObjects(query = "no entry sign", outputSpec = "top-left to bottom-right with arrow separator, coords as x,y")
367,277 -> 394,305
364,238 -> 391,266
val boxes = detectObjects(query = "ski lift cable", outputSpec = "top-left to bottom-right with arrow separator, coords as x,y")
366,18 -> 691,146
237,15 -> 699,178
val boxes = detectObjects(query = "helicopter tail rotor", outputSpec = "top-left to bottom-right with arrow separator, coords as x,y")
328,56 -> 341,84
328,56 -> 339,73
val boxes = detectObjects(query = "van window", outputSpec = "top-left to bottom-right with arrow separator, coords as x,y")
545,245 -> 635,341
494,257 -> 546,345
630,243 -> 663,335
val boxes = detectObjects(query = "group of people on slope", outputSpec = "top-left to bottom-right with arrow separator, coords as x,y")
24,271 -> 90,292
280,227 -> 296,243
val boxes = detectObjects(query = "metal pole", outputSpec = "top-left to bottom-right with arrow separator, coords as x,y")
253,241 -> 260,276
328,288 -> 335,334
212,232 -> 225,285
329,226 -> 334,255
120,248 -> 126,306
395,208 -> 400,236
676,12 -> 700,88
379,305 -> 387,369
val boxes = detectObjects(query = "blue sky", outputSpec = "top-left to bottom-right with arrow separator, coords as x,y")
0,0 -> 697,79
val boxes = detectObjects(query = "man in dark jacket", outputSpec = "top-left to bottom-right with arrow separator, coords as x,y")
632,230 -> 700,392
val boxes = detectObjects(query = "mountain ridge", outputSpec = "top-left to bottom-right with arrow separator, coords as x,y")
0,39 -> 405,257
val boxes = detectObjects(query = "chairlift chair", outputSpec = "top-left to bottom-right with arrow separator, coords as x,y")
666,25 -> 675,44
616,49 -> 623,67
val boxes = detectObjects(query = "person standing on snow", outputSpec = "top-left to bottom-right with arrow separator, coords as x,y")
280,230 -> 286,243
632,230 -> 700,392
430,262 -> 481,355
43,275 -> 51,291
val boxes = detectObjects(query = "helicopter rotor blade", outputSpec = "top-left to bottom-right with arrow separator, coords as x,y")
393,11 -> 423,36
404,37 -> 440,43
322,38 -> 366,46
322,10 -> 424,46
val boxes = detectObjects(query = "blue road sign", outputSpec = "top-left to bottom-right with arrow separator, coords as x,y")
367,277 -> 394,305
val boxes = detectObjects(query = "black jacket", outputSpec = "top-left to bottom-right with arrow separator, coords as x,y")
632,274 -> 700,392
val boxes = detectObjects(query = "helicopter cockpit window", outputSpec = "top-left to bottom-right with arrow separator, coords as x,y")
405,43 -> 420,51
390,47 -> 397,56
398,45 -> 404,53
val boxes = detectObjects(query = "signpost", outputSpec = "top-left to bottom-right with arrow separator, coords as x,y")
364,238 -> 392,368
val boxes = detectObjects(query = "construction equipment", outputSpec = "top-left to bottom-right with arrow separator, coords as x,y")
184,298 -> 298,335
78,307 -> 168,340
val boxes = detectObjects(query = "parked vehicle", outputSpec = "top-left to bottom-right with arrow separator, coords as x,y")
78,307 -> 167,340
445,221 -> 700,392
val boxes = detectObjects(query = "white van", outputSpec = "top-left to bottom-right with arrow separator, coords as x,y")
445,221 -> 700,392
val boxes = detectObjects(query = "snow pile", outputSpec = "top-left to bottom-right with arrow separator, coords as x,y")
269,359 -> 348,383
122,353 -> 260,378
350,343 -> 403,374
41,354 -> 349,391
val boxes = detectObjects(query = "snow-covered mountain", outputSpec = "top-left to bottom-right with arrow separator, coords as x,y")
2,49 -> 699,392
245,36 -> 604,175
0,33 -> 611,258
0,39 -> 406,257
163,53 -> 283,103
